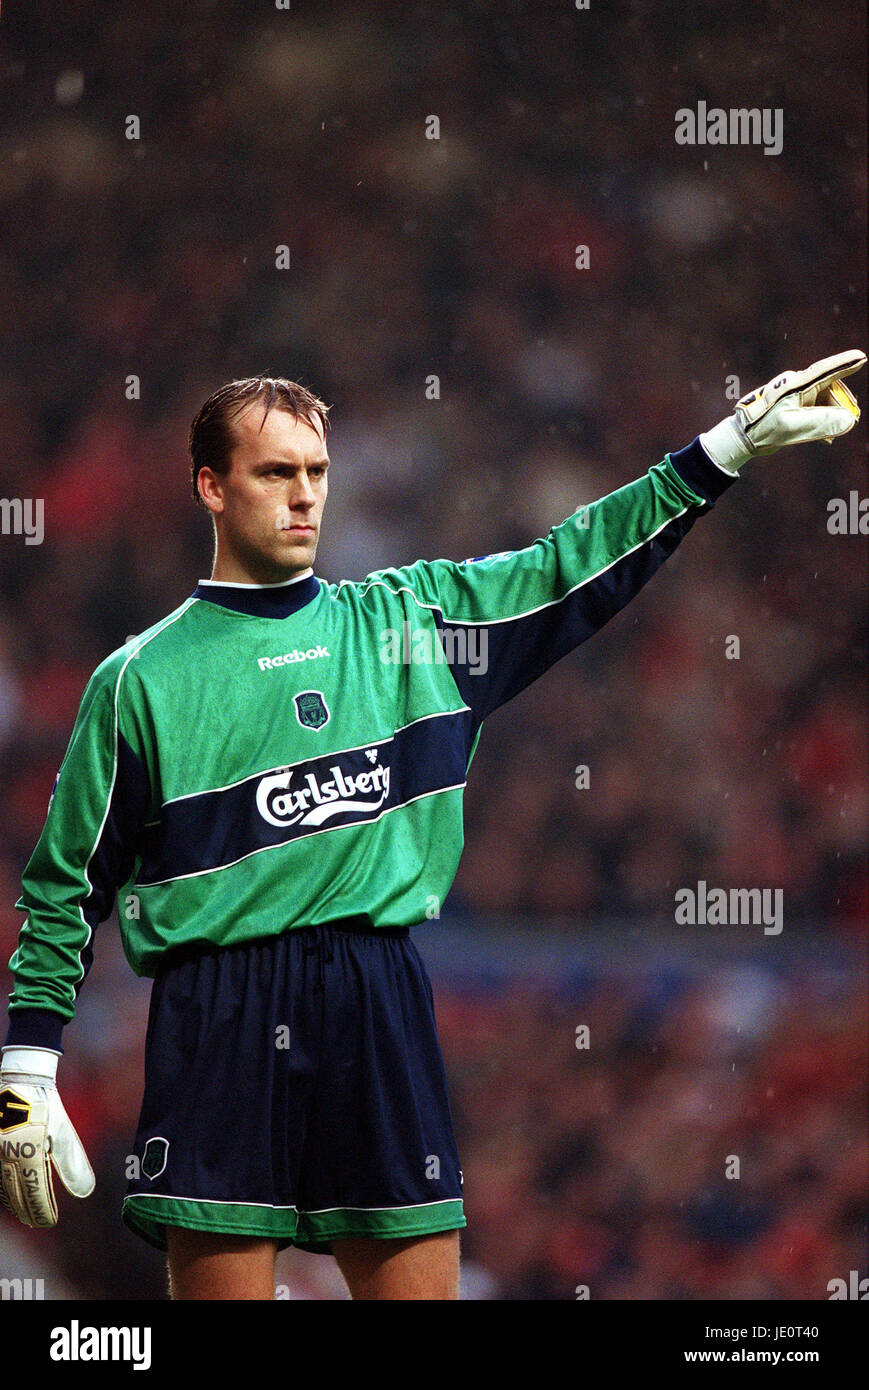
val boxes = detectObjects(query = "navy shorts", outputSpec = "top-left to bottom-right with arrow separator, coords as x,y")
122,920 -> 465,1253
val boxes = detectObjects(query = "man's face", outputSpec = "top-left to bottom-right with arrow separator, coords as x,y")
201,404 -> 329,583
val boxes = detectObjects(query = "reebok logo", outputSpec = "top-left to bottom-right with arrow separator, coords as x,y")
258,644 -> 329,671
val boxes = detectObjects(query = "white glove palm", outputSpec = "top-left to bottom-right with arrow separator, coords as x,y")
701,350 -> 866,473
0,1047 -> 95,1228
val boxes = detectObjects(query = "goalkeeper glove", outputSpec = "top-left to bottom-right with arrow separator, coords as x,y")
700,350 -> 866,474
0,1046 -> 95,1227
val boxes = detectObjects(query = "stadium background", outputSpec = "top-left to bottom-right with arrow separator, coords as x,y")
0,0 -> 865,1298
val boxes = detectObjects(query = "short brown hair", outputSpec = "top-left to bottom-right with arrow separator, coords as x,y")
189,375 -> 331,507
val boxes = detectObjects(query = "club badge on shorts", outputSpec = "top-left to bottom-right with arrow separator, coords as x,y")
141,1137 -> 169,1181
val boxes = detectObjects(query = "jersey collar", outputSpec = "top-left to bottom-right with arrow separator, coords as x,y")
193,571 -> 320,618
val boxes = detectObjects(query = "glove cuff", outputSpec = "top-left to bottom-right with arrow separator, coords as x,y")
699,415 -> 753,474
0,1046 -> 60,1080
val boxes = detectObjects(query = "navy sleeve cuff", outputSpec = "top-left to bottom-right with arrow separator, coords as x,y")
3,1008 -> 66,1054
667,437 -> 739,507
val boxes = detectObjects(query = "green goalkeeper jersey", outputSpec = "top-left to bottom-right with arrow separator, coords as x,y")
5,439 -> 736,1052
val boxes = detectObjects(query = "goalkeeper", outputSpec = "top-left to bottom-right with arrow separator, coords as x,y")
1,352 -> 864,1299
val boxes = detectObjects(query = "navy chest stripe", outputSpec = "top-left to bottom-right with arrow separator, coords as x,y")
138,708 -> 474,885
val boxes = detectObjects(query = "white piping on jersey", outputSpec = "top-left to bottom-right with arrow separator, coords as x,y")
197,570 -> 313,589
160,705 -> 471,807
139,780 -> 468,887
335,500 -> 691,628
70,600 -> 199,996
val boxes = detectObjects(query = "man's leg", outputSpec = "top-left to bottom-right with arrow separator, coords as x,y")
166,1227 -> 278,1300
332,1230 -> 460,1300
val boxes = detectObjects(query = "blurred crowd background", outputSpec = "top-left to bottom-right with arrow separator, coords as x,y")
0,0 -> 865,1298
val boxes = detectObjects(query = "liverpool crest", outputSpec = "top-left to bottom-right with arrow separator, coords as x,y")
294,690 -> 330,730
141,1136 -> 169,1181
